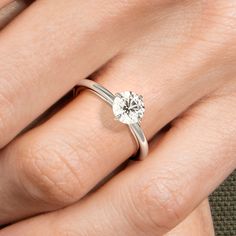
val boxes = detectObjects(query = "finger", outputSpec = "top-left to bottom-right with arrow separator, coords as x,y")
0,0 -> 13,9
0,0 -> 28,30
0,1 -> 235,224
165,199 -> 214,236
0,201 -> 215,236
1,86 -> 235,236
0,0 -> 151,148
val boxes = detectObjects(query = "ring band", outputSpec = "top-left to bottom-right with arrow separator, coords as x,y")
74,79 -> 149,160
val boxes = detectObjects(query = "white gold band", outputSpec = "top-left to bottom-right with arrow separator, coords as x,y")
75,79 -> 149,160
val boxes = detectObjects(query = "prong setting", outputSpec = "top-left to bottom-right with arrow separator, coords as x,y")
112,91 -> 145,124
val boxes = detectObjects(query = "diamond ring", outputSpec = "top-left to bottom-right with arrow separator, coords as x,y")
74,79 -> 149,160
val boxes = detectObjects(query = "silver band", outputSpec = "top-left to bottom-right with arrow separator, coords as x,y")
75,79 -> 149,160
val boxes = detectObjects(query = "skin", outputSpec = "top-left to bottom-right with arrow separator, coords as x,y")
0,0 -> 235,235
0,0 -> 28,29
0,0 -> 12,8
166,200 -> 214,235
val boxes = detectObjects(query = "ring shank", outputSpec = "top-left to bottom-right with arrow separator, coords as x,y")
75,79 -> 149,160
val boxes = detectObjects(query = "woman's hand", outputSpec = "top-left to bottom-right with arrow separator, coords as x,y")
1,200 -> 215,235
0,0 -> 235,235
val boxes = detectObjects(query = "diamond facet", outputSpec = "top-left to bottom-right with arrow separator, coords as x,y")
112,91 -> 145,124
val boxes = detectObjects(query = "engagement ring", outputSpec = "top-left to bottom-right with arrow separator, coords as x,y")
74,79 -> 149,160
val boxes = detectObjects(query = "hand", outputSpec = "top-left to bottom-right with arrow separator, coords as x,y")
0,0 -> 235,235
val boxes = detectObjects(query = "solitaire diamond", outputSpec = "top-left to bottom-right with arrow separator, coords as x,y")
112,91 -> 145,124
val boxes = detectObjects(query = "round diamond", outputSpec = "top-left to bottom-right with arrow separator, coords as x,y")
112,91 -> 145,124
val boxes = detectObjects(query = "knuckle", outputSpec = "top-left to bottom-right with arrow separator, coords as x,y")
18,137 -> 90,206
131,173 -> 184,232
